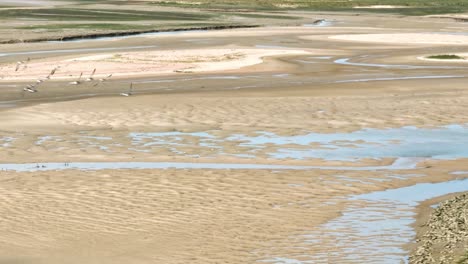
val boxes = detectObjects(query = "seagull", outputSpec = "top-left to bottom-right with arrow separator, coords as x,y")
69,72 -> 83,85
120,82 -> 133,97
50,67 -> 58,76
99,74 -> 112,82
46,67 -> 58,79
86,68 -> 96,82
23,84 -> 37,93
15,62 -> 23,72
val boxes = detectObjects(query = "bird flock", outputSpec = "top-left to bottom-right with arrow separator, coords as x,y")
12,59 -> 134,97
23,66 -> 59,94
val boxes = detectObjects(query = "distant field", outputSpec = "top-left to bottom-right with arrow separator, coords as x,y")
0,0 -> 467,43
148,0 -> 468,15
0,1 -> 299,40
2,0 -> 467,16
0,8 -> 215,21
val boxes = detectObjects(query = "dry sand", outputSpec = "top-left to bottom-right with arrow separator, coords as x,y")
0,48 -> 309,81
327,33 -> 468,45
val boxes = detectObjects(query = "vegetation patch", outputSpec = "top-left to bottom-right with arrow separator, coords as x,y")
457,252 -> 468,264
16,23 -> 157,31
427,54 -> 464,60
148,0 -> 468,15
0,8 -> 215,21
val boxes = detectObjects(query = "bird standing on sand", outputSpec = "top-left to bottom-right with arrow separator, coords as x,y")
69,72 -> 83,85
99,74 -> 112,82
15,61 -> 23,72
93,73 -> 112,87
120,82 -> 133,97
86,68 -> 96,82
46,67 -> 59,79
23,84 -> 37,93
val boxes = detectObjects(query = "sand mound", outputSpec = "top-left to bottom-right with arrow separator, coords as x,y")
0,48 -> 309,81
327,33 -> 468,45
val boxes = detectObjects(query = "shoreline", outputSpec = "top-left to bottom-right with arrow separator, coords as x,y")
410,192 -> 468,263
0,24 -> 260,45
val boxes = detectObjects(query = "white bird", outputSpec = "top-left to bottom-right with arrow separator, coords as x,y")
69,72 -> 83,85
46,67 -> 58,79
99,74 -> 112,82
120,83 -> 133,97
23,84 -> 37,93
15,61 -> 23,72
86,68 -> 96,82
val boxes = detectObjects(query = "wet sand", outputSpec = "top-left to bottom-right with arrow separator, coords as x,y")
0,162 -> 467,264
1,10 -> 468,263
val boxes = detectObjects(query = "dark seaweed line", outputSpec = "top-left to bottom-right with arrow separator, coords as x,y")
0,24 -> 260,44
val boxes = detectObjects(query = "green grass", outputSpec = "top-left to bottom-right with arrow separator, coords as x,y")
457,251 -> 468,264
16,23 -> 157,31
149,0 -> 468,15
0,8 -> 215,21
427,54 -> 464,60
226,13 -> 300,20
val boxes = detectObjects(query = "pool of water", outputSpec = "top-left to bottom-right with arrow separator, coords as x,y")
4,125 -> 468,162
263,178 -> 468,264
303,20 -> 333,27
126,125 -> 468,161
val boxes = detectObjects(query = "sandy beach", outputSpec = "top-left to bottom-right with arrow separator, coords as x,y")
328,33 -> 468,45
1,8 -> 468,264
0,48 -> 309,81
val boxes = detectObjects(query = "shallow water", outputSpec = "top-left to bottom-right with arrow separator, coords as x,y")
255,44 -> 290,49
451,171 -> 468,175
224,125 -> 468,161
334,75 -> 465,83
0,157 -> 421,172
334,57 -> 467,69
48,29 -> 206,43
0,103 -> 16,108
0,45 -> 158,57
0,137 -> 15,147
303,20 -> 333,27
6,125 -> 468,162
263,179 -> 468,264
